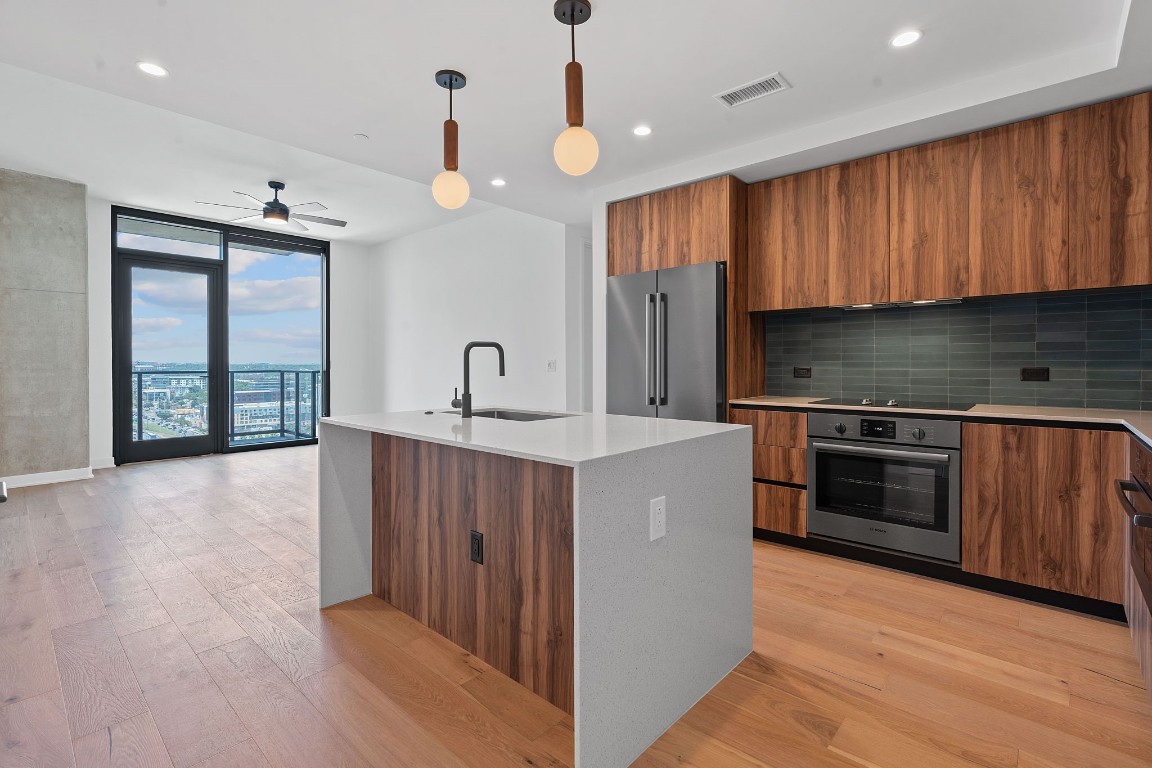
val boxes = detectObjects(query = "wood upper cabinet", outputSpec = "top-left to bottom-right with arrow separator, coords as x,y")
889,136 -> 971,302
606,176 -> 738,277
748,154 -> 888,311
962,423 -> 1127,603
970,93 -> 1152,297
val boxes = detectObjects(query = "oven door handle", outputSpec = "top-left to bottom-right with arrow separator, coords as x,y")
1115,479 -> 1152,528
810,442 -> 951,464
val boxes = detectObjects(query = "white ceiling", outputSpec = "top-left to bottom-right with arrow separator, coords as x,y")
0,0 -> 1143,240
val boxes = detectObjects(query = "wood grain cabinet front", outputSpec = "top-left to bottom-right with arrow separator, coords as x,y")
754,483 -> 807,538
961,423 -> 1127,603
728,408 -> 807,485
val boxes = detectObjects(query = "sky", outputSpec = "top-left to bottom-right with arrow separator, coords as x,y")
130,244 -> 323,368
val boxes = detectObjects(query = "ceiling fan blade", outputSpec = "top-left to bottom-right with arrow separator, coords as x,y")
234,191 -> 269,208
293,214 -> 348,228
195,201 -> 260,212
229,214 -> 263,222
288,202 -> 327,214
284,218 -> 309,232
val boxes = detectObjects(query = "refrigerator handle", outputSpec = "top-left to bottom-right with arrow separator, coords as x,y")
657,292 -> 668,406
645,293 -> 656,405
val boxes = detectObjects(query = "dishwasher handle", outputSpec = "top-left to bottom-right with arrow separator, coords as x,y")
1115,479 -> 1152,528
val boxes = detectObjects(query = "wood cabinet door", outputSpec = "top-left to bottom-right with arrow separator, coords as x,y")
648,185 -> 691,269
747,169 -> 829,311
753,483 -> 807,537
969,113 -> 1071,296
889,136 -> 971,302
962,423 -> 1126,602
607,195 -> 651,277
827,155 -> 890,306
1066,93 -> 1152,290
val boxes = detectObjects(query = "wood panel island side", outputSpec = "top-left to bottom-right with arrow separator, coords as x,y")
317,409 -> 752,768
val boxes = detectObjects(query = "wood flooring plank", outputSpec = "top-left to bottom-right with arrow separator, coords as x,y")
0,588 -> 60,705
297,662 -> 470,768
251,566 -> 316,607
188,739 -> 269,768
461,668 -> 568,741
42,565 -> 106,631
0,689 -> 75,767
636,718 -> 768,768
120,623 -> 249,768
0,517 -> 35,572
91,566 -> 170,638
214,584 -> 339,682
150,574 -> 246,655
121,535 -> 191,584
51,616 -> 148,737
74,526 -> 134,575
72,711 -> 174,768
828,716 -> 992,768
198,638 -> 369,768
30,515 -> 83,573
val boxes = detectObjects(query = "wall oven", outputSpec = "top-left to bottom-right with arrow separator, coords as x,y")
807,412 -> 962,563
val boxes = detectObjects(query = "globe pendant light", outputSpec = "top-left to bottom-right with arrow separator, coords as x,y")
553,0 -> 598,176
432,70 -> 470,209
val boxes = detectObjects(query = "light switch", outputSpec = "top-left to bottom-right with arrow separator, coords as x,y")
547,359 -> 558,373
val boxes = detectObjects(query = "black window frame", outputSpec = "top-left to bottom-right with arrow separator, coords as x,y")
111,205 -> 332,465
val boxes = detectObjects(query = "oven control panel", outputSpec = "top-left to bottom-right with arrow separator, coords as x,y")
860,419 -> 896,439
808,412 -> 962,449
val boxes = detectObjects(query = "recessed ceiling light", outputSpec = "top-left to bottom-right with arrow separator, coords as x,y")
490,178 -> 507,187
353,133 -> 369,141
890,30 -> 922,48
136,61 -> 169,77
633,125 -> 653,137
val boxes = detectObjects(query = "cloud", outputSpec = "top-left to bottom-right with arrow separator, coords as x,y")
133,316 -> 183,334
229,277 -> 321,315
295,253 -> 321,263
230,249 -> 273,275
133,274 -> 208,315
234,328 -> 321,350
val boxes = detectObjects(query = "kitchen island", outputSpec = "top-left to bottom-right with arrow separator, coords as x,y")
317,408 -> 752,768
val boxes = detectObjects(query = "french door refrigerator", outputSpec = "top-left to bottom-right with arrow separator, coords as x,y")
607,261 -> 726,422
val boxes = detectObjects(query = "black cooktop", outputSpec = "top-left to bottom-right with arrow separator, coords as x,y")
815,398 -> 975,412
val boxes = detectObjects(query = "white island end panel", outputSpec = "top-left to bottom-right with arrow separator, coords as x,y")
318,422 -> 374,607
573,427 -> 753,768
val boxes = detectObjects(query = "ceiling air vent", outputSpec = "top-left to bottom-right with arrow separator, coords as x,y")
714,73 -> 791,108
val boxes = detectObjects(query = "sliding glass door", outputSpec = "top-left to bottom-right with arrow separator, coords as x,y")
112,209 -> 329,465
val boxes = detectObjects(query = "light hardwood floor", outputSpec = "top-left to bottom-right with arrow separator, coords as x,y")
2,446 -> 1152,767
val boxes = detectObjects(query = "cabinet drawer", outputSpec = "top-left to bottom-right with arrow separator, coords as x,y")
1132,437 -> 1152,488
753,482 -> 806,537
753,446 -> 807,485
730,408 -> 807,449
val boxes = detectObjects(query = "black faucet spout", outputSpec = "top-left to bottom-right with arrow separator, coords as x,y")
457,341 -> 506,418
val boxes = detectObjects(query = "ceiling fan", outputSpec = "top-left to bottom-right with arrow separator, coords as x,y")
195,181 -> 347,232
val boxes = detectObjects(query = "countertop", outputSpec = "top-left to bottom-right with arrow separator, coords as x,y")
729,396 -> 1152,449
320,408 -> 746,467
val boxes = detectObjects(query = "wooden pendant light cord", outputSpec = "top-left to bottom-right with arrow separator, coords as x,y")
444,83 -> 459,172
565,22 -> 584,127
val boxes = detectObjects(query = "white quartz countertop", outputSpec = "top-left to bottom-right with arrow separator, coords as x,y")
730,396 -> 1152,449
320,409 -> 746,467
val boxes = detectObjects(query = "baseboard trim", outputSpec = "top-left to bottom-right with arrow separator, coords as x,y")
1,467 -> 94,489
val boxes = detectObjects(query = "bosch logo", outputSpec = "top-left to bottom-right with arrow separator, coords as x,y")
869,527 -> 887,534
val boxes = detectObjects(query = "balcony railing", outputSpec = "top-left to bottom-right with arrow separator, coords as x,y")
130,369 -> 323,445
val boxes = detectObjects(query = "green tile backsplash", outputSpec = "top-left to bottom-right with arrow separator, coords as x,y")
763,289 -> 1152,410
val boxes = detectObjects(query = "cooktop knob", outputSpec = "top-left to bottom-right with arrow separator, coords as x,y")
911,427 -> 927,440
834,422 -> 847,435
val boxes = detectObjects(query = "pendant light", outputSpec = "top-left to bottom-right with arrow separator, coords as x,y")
553,0 -> 598,176
432,69 -> 470,209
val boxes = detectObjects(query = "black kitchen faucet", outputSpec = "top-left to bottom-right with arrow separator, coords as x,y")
452,341 -> 505,418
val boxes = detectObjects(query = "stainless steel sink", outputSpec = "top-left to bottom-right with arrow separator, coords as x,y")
444,409 -> 571,422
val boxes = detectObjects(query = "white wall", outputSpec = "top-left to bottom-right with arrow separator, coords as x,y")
368,207 -> 568,414
88,197 -> 115,468
327,240 -> 374,416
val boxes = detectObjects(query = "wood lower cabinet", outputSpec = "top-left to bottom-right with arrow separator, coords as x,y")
754,482 -> 807,538
371,433 -> 574,713
961,423 -> 1126,603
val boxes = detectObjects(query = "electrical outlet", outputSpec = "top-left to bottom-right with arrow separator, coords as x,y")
649,496 -> 666,541
1021,367 -> 1050,382
547,359 -> 558,373
793,366 -> 812,379
470,530 -> 484,564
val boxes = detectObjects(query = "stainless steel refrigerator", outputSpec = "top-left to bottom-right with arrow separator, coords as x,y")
607,261 -> 726,422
